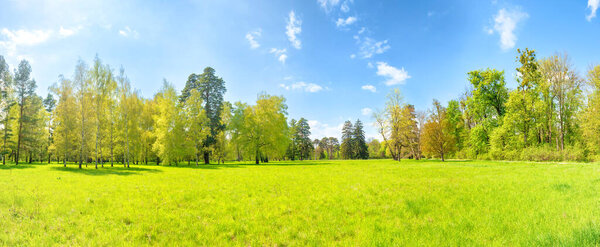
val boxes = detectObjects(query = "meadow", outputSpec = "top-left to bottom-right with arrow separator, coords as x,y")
1,159 -> 600,246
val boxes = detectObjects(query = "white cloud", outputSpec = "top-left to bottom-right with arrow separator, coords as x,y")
588,0 -> 599,21
59,26 -> 82,37
317,0 -> 341,11
358,37 -> 390,58
245,29 -> 261,49
367,62 -> 374,68
488,8 -> 528,50
340,1 -> 350,12
0,28 -> 53,56
361,84 -> 376,92
358,27 -> 366,34
336,16 -> 357,27
427,11 -> 435,17
350,54 -> 356,59
119,26 -> 139,38
361,107 -> 373,116
376,62 -> 410,85
269,48 -> 287,64
286,11 -> 302,49
308,120 -> 344,139
280,81 -> 324,93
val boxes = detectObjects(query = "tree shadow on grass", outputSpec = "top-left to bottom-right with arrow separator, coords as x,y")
161,161 -> 332,170
51,166 -> 162,176
0,164 -> 36,170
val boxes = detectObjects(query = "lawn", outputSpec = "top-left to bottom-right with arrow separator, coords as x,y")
1,159 -> 600,246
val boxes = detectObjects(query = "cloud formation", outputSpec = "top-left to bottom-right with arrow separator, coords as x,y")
357,37 -> 390,58
361,84 -> 376,92
119,26 -> 139,38
489,8 -> 528,50
286,11 -> 302,49
269,48 -> 287,64
588,0 -> 599,21
279,81 -> 324,92
245,29 -> 261,49
376,62 -> 410,85
336,16 -> 357,27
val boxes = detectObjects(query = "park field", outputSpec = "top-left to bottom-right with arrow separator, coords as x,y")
1,159 -> 600,246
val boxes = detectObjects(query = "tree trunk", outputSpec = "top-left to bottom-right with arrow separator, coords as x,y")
203,151 -> 209,164
16,100 -> 24,165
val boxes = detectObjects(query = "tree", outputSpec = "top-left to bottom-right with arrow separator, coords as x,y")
340,120 -> 354,159
464,68 -> 508,157
13,60 -> 37,165
233,93 -> 288,164
74,60 -> 92,169
422,99 -> 455,161
583,65 -> 600,157
539,53 -> 582,150
181,67 -> 226,164
152,80 -> 180,165
353,119 -> 369,159
43,93 -> 56,163
294,118 -> 312,160
183,89 -> 210,165
398,104 -> 420,159
0,56 -> 13,165
51,76 -> 77,167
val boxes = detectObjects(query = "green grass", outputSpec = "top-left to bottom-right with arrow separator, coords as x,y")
1,159 -> 600,246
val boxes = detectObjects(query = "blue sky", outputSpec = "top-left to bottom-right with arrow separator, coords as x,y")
0,0 -> 599,140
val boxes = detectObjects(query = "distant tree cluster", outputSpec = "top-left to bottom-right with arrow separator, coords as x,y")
372,48 -> 600,162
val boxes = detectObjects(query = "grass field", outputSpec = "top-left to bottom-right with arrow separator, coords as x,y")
1,159 -> 600,246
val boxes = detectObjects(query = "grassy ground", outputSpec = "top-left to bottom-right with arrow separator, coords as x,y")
1,159 -> 600,246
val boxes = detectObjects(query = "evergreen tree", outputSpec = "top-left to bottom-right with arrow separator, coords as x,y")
181,67 -> 226,164
340,120 -> 354,159
353,119 -> 369,159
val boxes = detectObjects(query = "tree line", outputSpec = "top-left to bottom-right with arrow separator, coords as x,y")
0,55 -> 372,167
370,48 -> 600,162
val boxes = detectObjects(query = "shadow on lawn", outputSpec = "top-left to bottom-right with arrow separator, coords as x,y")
0,164 -> 36,170
162,161 -> 332,169
51,166 -> 162,176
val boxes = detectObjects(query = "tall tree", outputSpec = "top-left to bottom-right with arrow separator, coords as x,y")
181,67 -> 226,164
422,99 -> 455,161
233,93 -> 288,164
539,53 -> 582,150
51,76 -> 77,167
183,89 -> 210,165
294,118 -> 312,160
340,120 -> 354,159
583,65 -> 600,156
152,80 -> 181,165
0,56 -> 13,165
353,119 -> 369,159
13,60 -> 36,165
74,60 -> 92,169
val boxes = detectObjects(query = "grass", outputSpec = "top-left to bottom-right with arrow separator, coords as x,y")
1,159 -> 600,246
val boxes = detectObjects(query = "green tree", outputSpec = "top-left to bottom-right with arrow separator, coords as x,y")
340,120 -> 354,159
353,119 -> 369,159
183,89 -> 210,165
181,67 -> 226,164
13,60 -> 37,165
0,56 -> 13,165
51,76 -> 78,166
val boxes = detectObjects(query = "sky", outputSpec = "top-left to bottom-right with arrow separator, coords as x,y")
1,0 -> 599,140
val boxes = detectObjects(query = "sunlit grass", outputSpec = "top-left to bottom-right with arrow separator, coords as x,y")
1,159 -> 600,245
